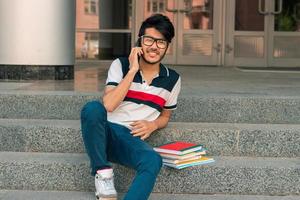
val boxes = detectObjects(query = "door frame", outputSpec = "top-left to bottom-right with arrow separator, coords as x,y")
225,0 -> 300,67
224,0 -> 268,67
176,0 -> 222,65
268,0 -> 300,67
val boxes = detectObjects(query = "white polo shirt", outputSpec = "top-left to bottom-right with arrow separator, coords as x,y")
105,57 -> 181,128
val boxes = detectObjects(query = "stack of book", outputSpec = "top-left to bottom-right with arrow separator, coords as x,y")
153,141 -> 214,169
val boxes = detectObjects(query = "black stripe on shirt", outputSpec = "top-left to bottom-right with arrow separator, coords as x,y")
124,97 -> 163,112
151,69 -> 180,92
164,104 -> 177,110
106,82 -> 118,86
118,57 -> 129,78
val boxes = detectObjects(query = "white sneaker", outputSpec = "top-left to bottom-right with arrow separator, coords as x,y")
95,168 -> 117,200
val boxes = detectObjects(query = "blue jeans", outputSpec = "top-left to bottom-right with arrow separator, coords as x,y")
80,101 -> 162,200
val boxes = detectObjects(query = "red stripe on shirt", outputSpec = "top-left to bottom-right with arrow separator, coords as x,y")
126,90 -> 166,108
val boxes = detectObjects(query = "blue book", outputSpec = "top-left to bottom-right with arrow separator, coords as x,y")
163,156 -> 215,169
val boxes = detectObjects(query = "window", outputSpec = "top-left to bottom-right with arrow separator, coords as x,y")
159,1 -> 165,11
76,0 -> 133,60
147,0 -> 165,13
84,0 -> 98,15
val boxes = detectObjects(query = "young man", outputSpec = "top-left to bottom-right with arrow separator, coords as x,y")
81,14 -> 181,200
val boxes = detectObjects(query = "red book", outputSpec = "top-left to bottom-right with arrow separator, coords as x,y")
153,141 -> 203,155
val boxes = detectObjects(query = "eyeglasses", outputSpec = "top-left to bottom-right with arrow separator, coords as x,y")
141,35 -> 168,49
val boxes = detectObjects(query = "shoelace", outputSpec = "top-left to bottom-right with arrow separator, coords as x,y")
101,177 -> 114,190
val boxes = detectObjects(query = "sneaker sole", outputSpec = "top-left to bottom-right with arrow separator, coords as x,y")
96,197 -> 117,200
96,195 -> 117,200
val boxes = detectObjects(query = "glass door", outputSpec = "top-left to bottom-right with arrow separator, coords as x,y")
75,0 -> 133,60
225,0 -> 300,67
269,0 -> 300,67
225,0 -> 267,67
136,0 -> 221,65
177,0 -> 220,65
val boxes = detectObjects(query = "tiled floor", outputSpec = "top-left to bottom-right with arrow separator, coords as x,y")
0,63 -> 300,97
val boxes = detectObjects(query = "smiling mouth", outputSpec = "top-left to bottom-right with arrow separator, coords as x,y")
147,51 -> 159,57
141,50 -> 165,64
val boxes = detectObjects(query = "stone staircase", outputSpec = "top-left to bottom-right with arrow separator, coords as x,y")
0,91 -> 299,199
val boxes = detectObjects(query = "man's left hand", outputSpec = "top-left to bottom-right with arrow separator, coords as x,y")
130,120 -> 158,140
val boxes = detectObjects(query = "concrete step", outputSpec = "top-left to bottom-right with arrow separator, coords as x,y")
0,152 -> 299,196
0,91 -> 300,124
1,190 -> 299,200
1,119 -> 300,157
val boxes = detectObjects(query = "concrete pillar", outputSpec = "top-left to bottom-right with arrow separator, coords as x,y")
0,0 -> 75,65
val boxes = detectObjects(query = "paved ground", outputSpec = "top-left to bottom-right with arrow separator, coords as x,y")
0,63 -> 299,97
1,190 -> 300,200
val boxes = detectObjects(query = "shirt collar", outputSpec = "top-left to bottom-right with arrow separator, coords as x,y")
159,64 -> 169,77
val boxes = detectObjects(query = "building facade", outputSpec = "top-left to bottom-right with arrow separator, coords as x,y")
76,0 -> 300,67
0,0 -> 299,72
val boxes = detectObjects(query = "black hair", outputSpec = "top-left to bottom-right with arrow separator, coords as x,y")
138,14 -> 175,43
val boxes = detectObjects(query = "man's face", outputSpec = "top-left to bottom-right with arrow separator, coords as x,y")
140,28 -> 168,65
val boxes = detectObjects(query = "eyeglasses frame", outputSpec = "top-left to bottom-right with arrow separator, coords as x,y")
140,35 -> 169,49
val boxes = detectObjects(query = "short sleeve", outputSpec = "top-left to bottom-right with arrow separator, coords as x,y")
164,77 -> 181,110
105,58 -> 123,86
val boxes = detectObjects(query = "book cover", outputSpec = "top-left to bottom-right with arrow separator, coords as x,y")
163,156 -> 215,169
153,141 -> 202,155
163,155 -> 202,164
159,149 -> 207,160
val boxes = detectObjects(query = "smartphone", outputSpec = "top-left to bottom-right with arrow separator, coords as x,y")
135,39 -> 142,61
135,38 -> 141,47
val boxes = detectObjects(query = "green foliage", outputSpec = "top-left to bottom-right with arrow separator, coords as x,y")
277,14 -> 294,31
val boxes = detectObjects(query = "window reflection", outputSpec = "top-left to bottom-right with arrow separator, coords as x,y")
274,36 -> 300,58
77,0 -> 132,29
76,32 -> 99,59
275,0 -> 300,32
99,0 -> 132,29
235,0 -> 264,31
183,0 -> 214,30
84,0 -> 98,15
76,0 -> 99,29
76,33 -> 131,60
146,0 -> 166,13
76,0 -> 132,60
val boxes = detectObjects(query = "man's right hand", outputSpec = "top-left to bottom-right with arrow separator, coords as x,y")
103,49 -> 143,112
128,47 -> 143,73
